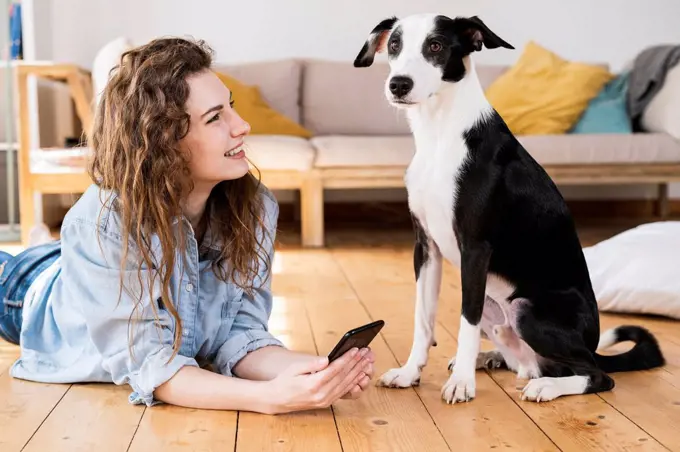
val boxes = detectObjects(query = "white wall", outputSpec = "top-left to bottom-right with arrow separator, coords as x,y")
44,0 -> 680,202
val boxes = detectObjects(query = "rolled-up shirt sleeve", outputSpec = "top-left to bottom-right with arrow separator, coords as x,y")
215,191 -> 285,377
60,221 -> 198,406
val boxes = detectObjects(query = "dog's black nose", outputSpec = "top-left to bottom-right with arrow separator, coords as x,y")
389,76 -> 414,97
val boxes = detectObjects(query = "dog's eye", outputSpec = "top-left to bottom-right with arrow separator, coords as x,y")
389,40 -> 399,52
430,41 -> 442,52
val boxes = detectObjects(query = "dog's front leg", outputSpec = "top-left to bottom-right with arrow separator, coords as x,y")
377,235 -> 442,388
442,241 -> 491,404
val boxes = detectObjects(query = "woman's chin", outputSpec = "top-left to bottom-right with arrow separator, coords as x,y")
222,158 -> 251,180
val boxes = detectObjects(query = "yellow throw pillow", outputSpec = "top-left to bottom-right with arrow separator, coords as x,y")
485,41 -> 614,135
214,71 -> 312,138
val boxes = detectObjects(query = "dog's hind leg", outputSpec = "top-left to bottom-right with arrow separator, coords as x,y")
448,295 -> 512,372
521,370 -> 614,402
515,292 -> 615,402
377,221 -> 442,388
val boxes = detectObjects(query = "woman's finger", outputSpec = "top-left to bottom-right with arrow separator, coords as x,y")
358,374 -> 371,390
341,384 -> 363,399
313,348 -> 360,387
323,348 -> 367,391
331,365 -> 368,402
363,361 -> 374,378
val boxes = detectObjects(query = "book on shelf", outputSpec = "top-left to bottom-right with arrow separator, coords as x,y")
9,1 -> 23,60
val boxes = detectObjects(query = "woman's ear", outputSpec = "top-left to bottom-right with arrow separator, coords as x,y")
353,16 -> 398,67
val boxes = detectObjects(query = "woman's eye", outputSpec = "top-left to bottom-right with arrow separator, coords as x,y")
207,113 -> 220,124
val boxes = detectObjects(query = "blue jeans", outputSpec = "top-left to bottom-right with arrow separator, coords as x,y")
0,242 -> 61,344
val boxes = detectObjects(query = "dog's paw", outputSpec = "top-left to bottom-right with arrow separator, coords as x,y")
476,350 -> 506,370
441,373 -> 476,404
520,378 -> 562,402
376,366 -> 421,388
448,350 -> 505,371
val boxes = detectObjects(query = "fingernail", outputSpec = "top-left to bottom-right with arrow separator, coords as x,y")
361,348 -> 368,356
351,348 -> 358,357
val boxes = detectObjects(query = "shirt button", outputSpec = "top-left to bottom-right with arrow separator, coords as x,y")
183,330 -> 189,337
185,283 -> 193,292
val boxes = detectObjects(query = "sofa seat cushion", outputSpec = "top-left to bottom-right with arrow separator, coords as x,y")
244,135 -> 315,171
310,133 -> 680,169
520,133 -> 680,165
311,136 -> 415,168
30,148 -> 90,173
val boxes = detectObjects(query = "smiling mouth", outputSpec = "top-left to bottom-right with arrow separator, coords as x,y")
225,143 -> 245,157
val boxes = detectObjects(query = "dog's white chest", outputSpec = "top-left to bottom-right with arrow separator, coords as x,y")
405,135 -> 466,267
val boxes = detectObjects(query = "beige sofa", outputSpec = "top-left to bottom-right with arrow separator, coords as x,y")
15,58 -> 680,247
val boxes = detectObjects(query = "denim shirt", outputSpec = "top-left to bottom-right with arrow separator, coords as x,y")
7,183 -> 283,406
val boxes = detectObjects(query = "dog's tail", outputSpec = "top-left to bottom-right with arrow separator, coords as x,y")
594,325 -> 665,373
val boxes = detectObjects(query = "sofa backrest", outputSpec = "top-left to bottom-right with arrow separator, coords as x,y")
214,59 -> 303,124
299,60 -> 512,136
215,57 -> 513,136
300,59 -> 411,135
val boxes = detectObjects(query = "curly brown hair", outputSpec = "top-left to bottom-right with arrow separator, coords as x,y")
88,37 -> 271,361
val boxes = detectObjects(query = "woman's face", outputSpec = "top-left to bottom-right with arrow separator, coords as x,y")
181,70 -> 251,186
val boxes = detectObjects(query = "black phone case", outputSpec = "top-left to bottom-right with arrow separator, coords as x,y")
327,320 -> 385,362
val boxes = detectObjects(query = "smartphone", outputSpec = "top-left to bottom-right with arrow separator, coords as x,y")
327,320 -> 385,362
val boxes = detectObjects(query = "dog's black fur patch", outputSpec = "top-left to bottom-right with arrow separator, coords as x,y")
455,109 -> 664,389
412,215 -> 429,281
354,16 -> 398,67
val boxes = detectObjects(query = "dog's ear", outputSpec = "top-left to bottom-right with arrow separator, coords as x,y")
455,16 -> 514,52
353,16 -> 398,67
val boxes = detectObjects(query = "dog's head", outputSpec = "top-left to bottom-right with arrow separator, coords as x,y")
354,14 -> 513,107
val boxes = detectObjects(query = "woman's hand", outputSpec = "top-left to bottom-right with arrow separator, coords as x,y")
265,347 -> 372,414
340,347 -> 375,399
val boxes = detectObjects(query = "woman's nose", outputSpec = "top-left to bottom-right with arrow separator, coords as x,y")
231,111 -> 251,136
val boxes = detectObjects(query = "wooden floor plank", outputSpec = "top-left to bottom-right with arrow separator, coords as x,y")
2,224 -> 680,451
0,372 -> 71,452
333,249 -> 560,451
294,250 -> 451,452
0,340 -> 19,376
235,262 -> 342,452
128,405 -> 237,452
22,384 -> 144,452
491,370 -> 667,452
594,314 -> 680,450
355,249 -> 671,451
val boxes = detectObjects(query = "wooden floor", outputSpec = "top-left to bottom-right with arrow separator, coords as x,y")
1,222 -> 679,451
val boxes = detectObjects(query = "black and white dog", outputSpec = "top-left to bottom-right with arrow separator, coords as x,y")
354,14 -> 665,404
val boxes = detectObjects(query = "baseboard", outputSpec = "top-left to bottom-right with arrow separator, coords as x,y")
278,199 -> 680,227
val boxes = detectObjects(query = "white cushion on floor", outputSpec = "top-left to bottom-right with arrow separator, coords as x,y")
584,221 -> 680,319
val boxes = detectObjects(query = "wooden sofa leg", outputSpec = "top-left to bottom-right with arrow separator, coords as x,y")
300,174 -> 324,247
19,188 -> 35,247
656,183 -> 669,218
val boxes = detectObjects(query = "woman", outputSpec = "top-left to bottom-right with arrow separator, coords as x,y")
0,37 -> 374,414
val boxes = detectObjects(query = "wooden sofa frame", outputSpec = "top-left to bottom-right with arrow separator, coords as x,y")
305,165 -> 680,246
15,64 -> 680,248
